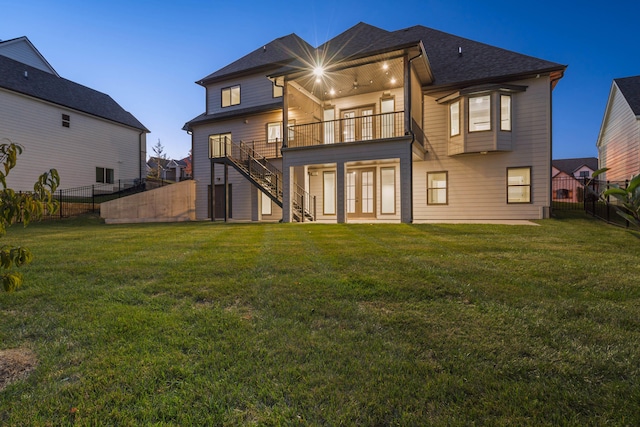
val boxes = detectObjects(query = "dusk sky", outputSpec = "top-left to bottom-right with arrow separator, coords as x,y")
2,0 -> 639,161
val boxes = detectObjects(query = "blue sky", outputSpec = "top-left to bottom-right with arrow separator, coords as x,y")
2,0 -> 639,161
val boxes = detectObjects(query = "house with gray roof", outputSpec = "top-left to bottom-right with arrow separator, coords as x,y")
597,75 -> 640,182
551,157 -> 598,203
184,22 -> 566,222
0,36 -> 148,191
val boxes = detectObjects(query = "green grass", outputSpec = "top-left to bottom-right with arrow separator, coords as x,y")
1,212 -> 639,425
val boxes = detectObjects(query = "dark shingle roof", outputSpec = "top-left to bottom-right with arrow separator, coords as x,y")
553,158 -> 598,176
0,54 -> 148,131
198,33 -> 314,85
315,22 -> 411,62
615,75 -> 640,116
394,25 -> 565,88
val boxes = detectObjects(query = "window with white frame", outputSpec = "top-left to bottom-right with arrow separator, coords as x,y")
323,171 -> 336,215
450,101 -> 460,136
500,95 -> 511,131
381,98 -> 395,138
507,167 -> 531,203
267,122 -> 282,143
469,95 -> 491,132
427,171 -> 448,205
221,85 -> 240,107
381,167 -> 395,214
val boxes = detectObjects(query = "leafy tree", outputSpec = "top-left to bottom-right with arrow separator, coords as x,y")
0,140 -> 60,292
592,168 -> 640,228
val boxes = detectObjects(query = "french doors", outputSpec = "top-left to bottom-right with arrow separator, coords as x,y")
346,168 -> 376,218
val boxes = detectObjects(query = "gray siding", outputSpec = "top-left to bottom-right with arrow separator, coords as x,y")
0,88 -> 145,191
0,38 -> 54,74
191,110 -> 285,220
598,84 -> 640,181
414,77 -> 551,220
206,74 -> 277,115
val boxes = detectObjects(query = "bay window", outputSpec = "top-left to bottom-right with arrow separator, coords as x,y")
500,95 -> 511,131
469,95 -> 491,132
450,101 -> 460,136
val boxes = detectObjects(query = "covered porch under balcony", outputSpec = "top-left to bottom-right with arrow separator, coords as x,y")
281,137 -> 415,223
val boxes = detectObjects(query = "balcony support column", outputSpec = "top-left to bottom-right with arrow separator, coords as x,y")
400,148 -> 413,223
282,77 -> 288,150
282,158 -> 293,223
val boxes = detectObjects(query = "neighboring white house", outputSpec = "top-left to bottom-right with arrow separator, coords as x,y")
184,22 -> 566,223
0,36 -> 148,191
597,75 -> 640,182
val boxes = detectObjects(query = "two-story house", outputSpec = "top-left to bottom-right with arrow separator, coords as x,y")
184,23 -> 565,223
0,36 -> 148,191
597,75 -> 640,182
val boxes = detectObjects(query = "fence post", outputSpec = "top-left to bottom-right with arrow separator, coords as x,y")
92,185 -> 95,213
59,189 -> 63,219
606,181 -> 611,223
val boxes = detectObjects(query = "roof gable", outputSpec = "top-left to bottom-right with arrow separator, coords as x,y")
614,75 -> 640,116
316,22 -> 405,63
0,36 -> 58,76
552,158 -> 598,176
199,33 -> 314,85
0,54 -> 148,131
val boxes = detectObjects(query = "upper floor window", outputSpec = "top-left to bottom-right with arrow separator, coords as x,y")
500,95 -> 511,131
579,170 -> 590,178
449,101 -> 460,136
267,122 -> 282,143
221,85 -> 240,107
469,95 -> 491,132
62,114 -> 70,128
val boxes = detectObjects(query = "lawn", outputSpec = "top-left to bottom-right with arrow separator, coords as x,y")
0,212 -> 638,425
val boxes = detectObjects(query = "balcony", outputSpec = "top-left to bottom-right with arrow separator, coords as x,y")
288,111 -> 406,148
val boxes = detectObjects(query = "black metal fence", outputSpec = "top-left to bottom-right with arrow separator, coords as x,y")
553,176 -> 631,227
43,179 -> 147,219
583,178 -> 631,228
551,176 -> 594,210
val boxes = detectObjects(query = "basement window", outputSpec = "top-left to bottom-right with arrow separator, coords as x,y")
96,167 -> 114,184
62,114 -> 70,128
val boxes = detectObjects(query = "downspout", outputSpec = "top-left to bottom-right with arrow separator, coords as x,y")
139,131 -> 145,183
274,76 -> 287,149
548,78 -> 553,219
404,50 -> 423,224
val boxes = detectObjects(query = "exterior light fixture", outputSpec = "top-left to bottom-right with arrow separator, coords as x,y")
329,88 -> 335,96
382,63 -> 389,70
313,66 -> 324,77
390,77 -> 396,84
